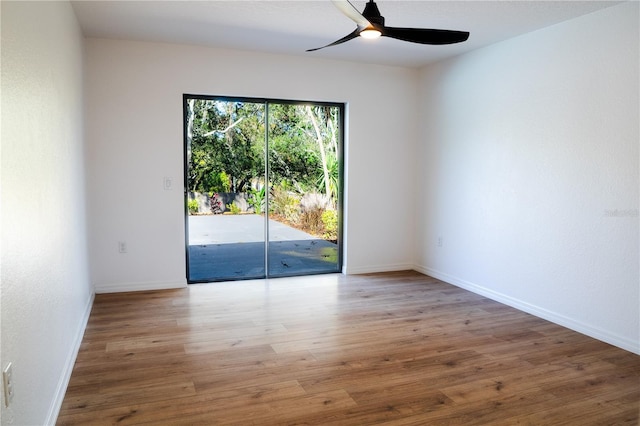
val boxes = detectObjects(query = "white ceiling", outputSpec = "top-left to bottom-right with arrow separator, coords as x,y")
71,0 -> 624,68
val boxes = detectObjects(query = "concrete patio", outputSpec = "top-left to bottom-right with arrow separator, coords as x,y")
187,215 -> 339,282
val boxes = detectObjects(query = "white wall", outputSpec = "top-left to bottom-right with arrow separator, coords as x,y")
0,2 -> 93,424
415,2 -> 639,353
85,39 -> 419,292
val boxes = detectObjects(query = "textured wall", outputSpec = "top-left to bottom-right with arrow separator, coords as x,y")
1,2 -> 93,424
415,2 -> 639,353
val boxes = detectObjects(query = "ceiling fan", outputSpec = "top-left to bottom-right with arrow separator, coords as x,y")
307,0 -> 469,52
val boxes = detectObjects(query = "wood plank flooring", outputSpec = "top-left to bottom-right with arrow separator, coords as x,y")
58,271 -> 640,425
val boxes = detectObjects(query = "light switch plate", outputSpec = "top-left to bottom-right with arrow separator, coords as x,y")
163,176 -> 173,190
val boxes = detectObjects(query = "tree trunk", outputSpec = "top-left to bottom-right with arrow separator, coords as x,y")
327,110 -> 338,155
306,105 -> 331,201
187,99 -> 195,190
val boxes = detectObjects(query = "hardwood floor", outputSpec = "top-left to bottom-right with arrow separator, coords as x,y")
58,271 -> 639,425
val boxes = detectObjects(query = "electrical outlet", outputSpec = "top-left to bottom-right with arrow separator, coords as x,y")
3,362 -> 14,407
118,241 -> 127,253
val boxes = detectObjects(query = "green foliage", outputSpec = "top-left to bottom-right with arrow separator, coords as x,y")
270,185 -> 300,222
187,100 -> 264,194
268,135 -> 320,192
188,199 -> 199,215
209,171 -> 231,193
248,187 -> 266,215
226,202 -> 242,215
322,209 -> 338,241
316,155 -> 339,203
186,99 -> 341,227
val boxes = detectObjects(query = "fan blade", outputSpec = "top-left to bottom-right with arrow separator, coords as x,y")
331,0 -> 371,28
306,29 -> 360,52
383,27 -> 469,45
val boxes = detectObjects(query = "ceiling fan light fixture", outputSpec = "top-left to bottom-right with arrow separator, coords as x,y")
306,0 -> 469,52
360,27 -> 381,39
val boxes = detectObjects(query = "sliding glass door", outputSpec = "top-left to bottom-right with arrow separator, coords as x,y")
184,95 -> 343,283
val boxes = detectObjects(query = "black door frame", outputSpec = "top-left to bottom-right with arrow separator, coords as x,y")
182,94 -> 345,283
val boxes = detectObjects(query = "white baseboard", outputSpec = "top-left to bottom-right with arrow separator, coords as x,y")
45,292 -> 95,425
95,280 -> 187,294
415,265 -> 639,355
345,263 -> 415,275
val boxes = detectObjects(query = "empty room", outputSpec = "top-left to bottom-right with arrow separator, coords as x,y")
1,0 -> 638,424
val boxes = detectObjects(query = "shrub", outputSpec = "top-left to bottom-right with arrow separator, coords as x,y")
322,209 -> 338,241
300,207 -> 325,235
188,199 -> 199,215
270,186 -> 300,223
248,187 -> 266,215
300,192 -> 332,211
210,193 -> 224,214
226,202 -> 242,215
233,195 -> 250,213
208,171 -> 231,193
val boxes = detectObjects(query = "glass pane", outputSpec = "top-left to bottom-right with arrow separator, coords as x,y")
186,98 -> 266,282
267,103 -> 341,277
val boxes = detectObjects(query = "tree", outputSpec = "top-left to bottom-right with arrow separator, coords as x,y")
306,105 -> 332,202
187,99 -> 264,193
186,98 -> 340,209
